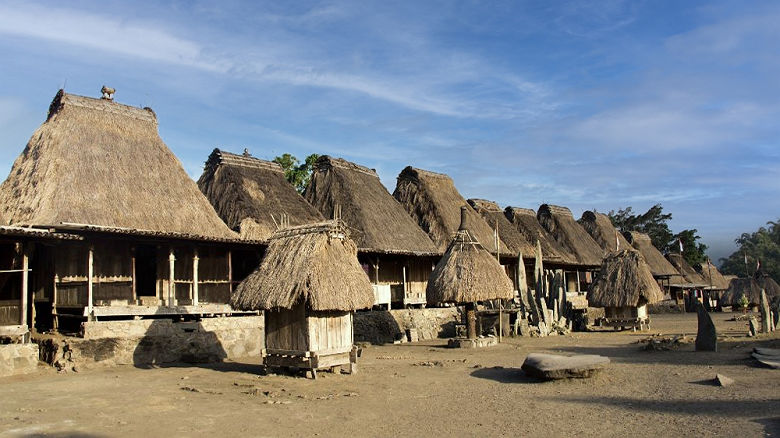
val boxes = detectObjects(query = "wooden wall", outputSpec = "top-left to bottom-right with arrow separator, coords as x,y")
307,310 -> 352,353
265,303 -> 308,351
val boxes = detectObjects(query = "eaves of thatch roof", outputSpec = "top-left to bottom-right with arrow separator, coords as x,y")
537,204 -> 604,267
0,90 -> 236,241
304,156 -> 440,256
197,148 -> 324,242
696,260 -> 730,290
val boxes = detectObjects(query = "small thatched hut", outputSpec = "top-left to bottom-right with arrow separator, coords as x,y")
579,211 -> 630,255
197,148 -> 324,241
427,207 -> 514,342
537,205 -> 604,268
720,274 -> 780,308
587,249 -> 663,330
393,167 -> 510,256
232,221 -> 374,378
666,253 -> 709,311
696,260 -> 730,291
304,157 -> 439,308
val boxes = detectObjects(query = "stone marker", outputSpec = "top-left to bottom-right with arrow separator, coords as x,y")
773,301 -> 780,328
521,353 -> 609,379
760,290 -> 771,333
714,373 -> 734,387
752,347 -> 780,369
695,301 -> 717,352
517,318 -> 530,337
748,317 -> 759,337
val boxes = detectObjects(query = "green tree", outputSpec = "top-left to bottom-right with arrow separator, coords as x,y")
672,229 -> 708,267
608,204 -> 674,251
273,153 -> 319,194
720,219 -> 780,283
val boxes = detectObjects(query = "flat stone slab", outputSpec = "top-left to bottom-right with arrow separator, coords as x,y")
448,337 -> 498,349
752,348 -> 780,369
521,353 -> 609,379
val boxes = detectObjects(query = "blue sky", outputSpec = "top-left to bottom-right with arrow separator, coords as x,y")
0,0 -> 778,264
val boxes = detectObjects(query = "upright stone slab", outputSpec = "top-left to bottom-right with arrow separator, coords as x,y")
760,290 -> 771,333
773,300 -> 780,329
695,302 -> 717,352
748,317 -> 759,337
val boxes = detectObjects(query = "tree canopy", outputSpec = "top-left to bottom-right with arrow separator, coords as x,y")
719,219 -> 780,283
273,153 -> 319,194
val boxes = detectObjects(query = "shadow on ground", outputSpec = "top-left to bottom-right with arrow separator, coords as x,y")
469,366 -> 539,384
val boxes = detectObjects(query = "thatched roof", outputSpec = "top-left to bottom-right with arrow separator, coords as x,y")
720,275 -> 780,306
503,207 -> 577,265
231,221 -> 374,312
426,207 -> 514,304
197,149 -> 324,242
666,253 -> 707,287
579,211 -> 630,254
537,205 -> 604,267
0,90 -> 235,240
624,231 -> 680,278
304,156 -> 439,256
468,199 -> 534,258
587,249 -> 664,307
695,260 -> 730,290
393,167 -> 510,256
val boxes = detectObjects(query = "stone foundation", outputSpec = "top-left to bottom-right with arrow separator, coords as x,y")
36,315 -> 264,370
354,308 -> 461,344
0,343 -> 39,377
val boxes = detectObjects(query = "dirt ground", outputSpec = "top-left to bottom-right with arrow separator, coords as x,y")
1,312 -> 778,438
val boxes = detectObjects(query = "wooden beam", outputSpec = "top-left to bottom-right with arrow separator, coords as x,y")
87,246 -> 94,318
227,250 -> 233,293
168,248 -> 176,306
20,243 -> 28,328
193,248 -> 199,306
131,247 -> 137,303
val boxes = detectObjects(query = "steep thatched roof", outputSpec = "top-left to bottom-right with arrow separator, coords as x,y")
304,156 -> 439,256
0,90 -> 235,240
624,231 -> 680,278
537,205 -> 604,267
696,260 -> 730,290
426,207 -> 514,304
720,275 -> 780,306
197,149 -> 324,242
468,199 -> 535,258
393,167 -> 510,256
503,207 -> 577,265
579,211 -> 630,254
231,221 -> 374,312
666,253 -> 707,287
587,249 -> 664,307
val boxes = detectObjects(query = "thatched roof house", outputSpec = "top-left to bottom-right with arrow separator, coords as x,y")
426,207 -> 514,305
304,156 -> 438,256
467,199 -> 534,258
624,231 -> 679,278
393,167 -> 510,256
537,205 -> 604,267
720,275 -> 780,307
587,249 -> 664,308
0,90 -> 235,240
503,207 -> 577,265
197,149 -> 324,241
666,253 -> 707,287
232,221 -> 374,312
696,260 -> 730,290
579,211 -> 630,254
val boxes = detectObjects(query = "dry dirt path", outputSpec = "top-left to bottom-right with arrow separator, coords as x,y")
1,313 -> 778,437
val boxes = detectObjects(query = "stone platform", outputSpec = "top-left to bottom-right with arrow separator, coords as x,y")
0,343 -> 39,377
447,337 -> 498,348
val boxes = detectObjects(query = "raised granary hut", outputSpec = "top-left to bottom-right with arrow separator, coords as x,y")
197,148 -> 325,241
232,221 -> 374,378
579,211 -> 631,255
427,207 -> 514,346
587,249 -> 664,330
0,89 -> 264,366
304,156 -> 439,308
720,273 -> 780,308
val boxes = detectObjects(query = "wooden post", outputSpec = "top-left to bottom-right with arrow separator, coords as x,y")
168,248 -> 175,306
53,274 -> 58,330
402,265 -> 407,295
576,270 -> 581,293
87,246 -> 94,318
227,249 -> 233,294
374,257 -> 380,284
466,302 -> 477,340
193,248 -> 199,306
20,243 -> 28,328
131,247 -> 137,303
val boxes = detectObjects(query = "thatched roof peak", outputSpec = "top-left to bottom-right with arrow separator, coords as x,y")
624,231 -> 680,278
537,204 -> 604,267
720,276 -> 780,306
467,198 -> 502,213
204,148 -> 284,173
397,166 -> 451,183
0,89 -> 236,240
305,156 -> 439,256
587,249 -> 664,307
539,204 -> 573,217
231,220 -> 374,312
666,253 -> 707,287
503,206 -> 577,265
505,206 -> 537,218
579,210 -> 630,254
469,199 -> 535,258
696,260 -> 730,290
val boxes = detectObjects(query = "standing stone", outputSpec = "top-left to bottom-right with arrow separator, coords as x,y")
695,302 -> 717,352
552,299 -> 559,323
517,318 -> 530,337
748,317 -> 759,337
773,300 -> 780,328
538,297 -> 552,328
760,290 -> 771,333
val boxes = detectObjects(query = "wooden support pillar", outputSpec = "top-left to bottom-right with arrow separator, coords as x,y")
576,270 -> 581,293
87,245 -> 94,318
373,257 -> 380,284
168,248 -> 176,306
227,249 -> 233,294
193,248 -> 199,307
466,302 -> 477,340
402,265 -> 407,295
20,243 -> 28,328
131,247 -> 137,303
53,274 -> 58,330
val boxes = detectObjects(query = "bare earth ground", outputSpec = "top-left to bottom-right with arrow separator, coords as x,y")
1,313 -> 778,438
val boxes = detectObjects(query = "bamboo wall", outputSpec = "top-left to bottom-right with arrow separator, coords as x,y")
265,304 -> 353,355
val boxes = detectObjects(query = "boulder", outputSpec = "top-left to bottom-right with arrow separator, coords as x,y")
748,317 -> 759,337
714,373 -> 734,386
695,302 -> 717,352
521,353 -> 609,379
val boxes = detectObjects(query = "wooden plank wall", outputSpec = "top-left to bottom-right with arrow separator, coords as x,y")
307,310 -> 352,353
265,303 -> 308,351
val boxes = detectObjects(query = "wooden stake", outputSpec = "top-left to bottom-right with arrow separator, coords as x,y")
227,249 -> 233,294
131,247 -> 137,303
193,248 -> 199,306
21,243 -> 28,328
168,248 -> 175,306
87,246 -> 94,319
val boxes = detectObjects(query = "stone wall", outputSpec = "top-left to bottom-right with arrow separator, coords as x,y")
37,315 -> 264,370
0,343 -> 39,377
354,308 -> 461,344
